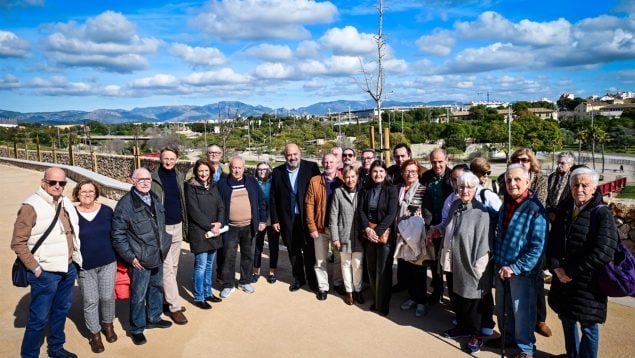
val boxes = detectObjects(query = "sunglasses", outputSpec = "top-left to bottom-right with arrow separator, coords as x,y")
514,158 -> 531,163
45,180 -> 67,187
343,153 -> 354,158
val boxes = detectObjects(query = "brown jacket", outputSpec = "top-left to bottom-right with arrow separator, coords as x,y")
305,174 -> 341,234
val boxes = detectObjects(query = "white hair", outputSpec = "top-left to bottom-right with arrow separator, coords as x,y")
557,151 -> 576,164
457,171 -> 480,188
570,167 -> 599,186
506,163 -> 529,180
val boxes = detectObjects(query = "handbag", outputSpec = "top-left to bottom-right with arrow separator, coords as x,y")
367,222 -> 390,244
12,203 -> 62,287
598,239 -> 635,297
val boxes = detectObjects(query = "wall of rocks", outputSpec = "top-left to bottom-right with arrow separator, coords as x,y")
609,202 -> 635,254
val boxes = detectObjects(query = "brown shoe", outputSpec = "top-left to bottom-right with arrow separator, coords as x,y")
101,322 -> 118,343
345,293 -> 354,305
168,310 -> 188,325
89,332 -> 105,353
536,321 -> 552,337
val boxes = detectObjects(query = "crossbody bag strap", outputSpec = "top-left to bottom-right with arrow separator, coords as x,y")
30,202 -> 62,254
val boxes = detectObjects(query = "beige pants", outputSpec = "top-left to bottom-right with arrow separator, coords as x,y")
164,223 -> 183,312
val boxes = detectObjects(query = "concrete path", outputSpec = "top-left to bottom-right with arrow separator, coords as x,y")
1,164 -> 634,358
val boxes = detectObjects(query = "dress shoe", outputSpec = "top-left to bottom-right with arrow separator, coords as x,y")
205,295 -> 222,303
48,347 -> 78,358
163,304 -> 186,314
146,319 -> 172,329
88,332 -> 105,353
536,321 -> 552,337
194,300 -> 213,309
353,291 -> 365,304
316,290 -> 328,301
101,322 -> 118,343
333,285 -> 346,296
167,310 -> 188,325
289,281 -> 304,292
484,337 -> 516,349
344,293 -> 354,305
128,332 -> 147,345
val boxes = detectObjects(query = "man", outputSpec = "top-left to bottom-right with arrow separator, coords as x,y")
387,143 -> 411,186
331,146 -> 343,168
358,148 -> 375,190
11,167 -> 82,358
216,156 -> 266,298
305,153 -> 344,300
271,143 -> 321,292
112,168 -> 173,346
342,147 -> 357,167
207,144 -> 227,183
419,148 -> 453,302
150,147 -> 188,325
488,164 -> 548,357
546,151 -> 575,219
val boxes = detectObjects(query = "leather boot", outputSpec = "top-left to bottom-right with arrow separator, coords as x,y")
89,332 -> 105,353
101,322 -> 118,343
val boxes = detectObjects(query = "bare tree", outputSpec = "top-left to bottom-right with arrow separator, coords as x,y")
360,0 -> 386,151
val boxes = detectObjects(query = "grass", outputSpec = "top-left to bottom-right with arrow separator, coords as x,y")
617,185 -> 635,199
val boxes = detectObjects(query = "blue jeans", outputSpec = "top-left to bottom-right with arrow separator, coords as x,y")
22,263 -> 77,358
495,273 -> 538,355
561,317 -> 599,358
129,265 -> 164,334
193,250 -> 217,301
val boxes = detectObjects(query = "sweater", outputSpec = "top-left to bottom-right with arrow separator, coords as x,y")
157,166 -> 182,225
151,166 -> 188,237
77,205 -> 116,270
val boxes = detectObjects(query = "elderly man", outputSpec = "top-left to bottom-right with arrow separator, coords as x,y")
547,151 -> 575,219
11,167 -> 82,358
387,143 -> 411,186
112,168 -> 173,346
271,143 -> 321,292
488,164 -> 548,357
217,156 -> 266,298
306,153 -> 344,300
207,144 -> 227,183
358,148 -> 375,190
151,147 -> 188,325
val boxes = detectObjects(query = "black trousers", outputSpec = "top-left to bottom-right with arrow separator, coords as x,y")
365,241 -> 393,312
430,237 -> 444,296
405,261 -> 427,304
446,272 -> 482,336
285,215 -> 317,287
221,225 -> 254,288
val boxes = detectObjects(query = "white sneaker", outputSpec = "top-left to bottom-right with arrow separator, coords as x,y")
238,283 -> 255,293
220,287 -> 235,298
415,304 -> 428,317
400,299 -> 416,310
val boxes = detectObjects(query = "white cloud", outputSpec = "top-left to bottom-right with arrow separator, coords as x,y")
191,0 -> 338,41
43,11 -> 161,73
130,74 -> 179,89
0,30 -> 31,58
456,81 -> 473,89
0,74 -> 20,89
0,0 -> 43,8
297,60 -> 328,76
323,55 -> 361,75
384,58 -> 408,73
183,68 -> 250,86
440,42 -> 530,74
302,79 -> 325,90
253,62 -> 295,79
296,40 -> 321,59
243,44 -> 294,61
169,43 -> 226,67
416,30 -> 455,56
319,26 -> 375,56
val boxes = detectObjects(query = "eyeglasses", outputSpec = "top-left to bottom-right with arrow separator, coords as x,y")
207,151 -> 221,155
79,190 -> 95,196
485,171 -> 491,176
257,168 -> 269,171
45,180 -> 67,187
558,161 -> 568,165
362,157 -> 374,161
514,157 -> 531,164
343,153 -> 354,158
133,178 -> 151,183
402,170 -> 418,175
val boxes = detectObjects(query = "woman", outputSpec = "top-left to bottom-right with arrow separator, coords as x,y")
547,167 -> 618,358
358,160 -> 399,316
73,180 -> 118,353
395,159 -> 430,317
185,159 -> 225,309
438,172 -> 492,354
252,161 -> 280,283
329,165 -> 364,305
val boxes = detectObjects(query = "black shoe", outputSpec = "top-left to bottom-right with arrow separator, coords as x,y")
205,295 -> 222,303
369,304 -> 377,312
316,290 -> 328,300
484,337 -> 516,349
128,332 -> 147,345
443,327 -> 470,338
289,281 -> 304,292
353,291 -> 365,304
163,304 -> 186,314
194,300 -> 213,309
309,283 -> 319,292
333,285 -> 346,296
48,347 -> 78,358
267,274 -> 277,284
428,291 -> 442,305
251,273 -> 259,282
146,319 -> 172,329
379,309 -> 389,316
391,284 -> 406,293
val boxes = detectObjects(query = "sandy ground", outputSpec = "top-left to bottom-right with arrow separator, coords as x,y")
1,164 -> 634,358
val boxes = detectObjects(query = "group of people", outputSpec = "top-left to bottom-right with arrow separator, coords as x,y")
11,142 -> 620,358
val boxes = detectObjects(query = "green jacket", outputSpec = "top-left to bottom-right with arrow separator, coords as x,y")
151,166 -> 188,240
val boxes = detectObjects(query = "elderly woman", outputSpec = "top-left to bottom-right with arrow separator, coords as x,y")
73,180 -> 118,353
252,161 -> 280,283
185,159 -> 225,309
547,167 -> 618,358
438,172 -> 492,354
358,160 -> 399,316
395,159 -> 431,317
329,165 -> 364,305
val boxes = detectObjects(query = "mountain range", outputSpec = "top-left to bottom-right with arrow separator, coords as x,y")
0,100 -> 459,125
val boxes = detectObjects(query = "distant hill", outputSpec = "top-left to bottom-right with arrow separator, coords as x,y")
0,99 -> 432,124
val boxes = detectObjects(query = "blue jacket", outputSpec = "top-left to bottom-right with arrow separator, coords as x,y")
217,174 -> 266,236
494,191 -> 548,276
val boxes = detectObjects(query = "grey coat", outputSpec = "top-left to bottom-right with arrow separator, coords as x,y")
329,187 -> 363,253
447,200 -> 492,299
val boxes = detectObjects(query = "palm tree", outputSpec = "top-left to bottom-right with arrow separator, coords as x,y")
574,128 -> 587,164
595,128 -> 608,174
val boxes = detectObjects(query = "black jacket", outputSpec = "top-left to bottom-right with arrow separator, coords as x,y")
112,189 -> 172,269
358,183 -> 399,245
185,179 -> 225,254
420,167 -> 453,226
547,191 -> 618,323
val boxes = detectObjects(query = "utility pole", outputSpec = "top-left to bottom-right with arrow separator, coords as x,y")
507,105 -> 512,163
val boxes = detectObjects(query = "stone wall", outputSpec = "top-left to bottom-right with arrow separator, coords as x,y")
609,203 -> 635,254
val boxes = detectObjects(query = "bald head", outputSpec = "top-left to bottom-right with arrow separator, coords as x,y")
284,143 -> 301,169
131,168 -> 152,194
229,156 -> 245,180
41,167 -> 67,200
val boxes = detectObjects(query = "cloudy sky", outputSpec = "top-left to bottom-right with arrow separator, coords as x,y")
1,0 -> 634,113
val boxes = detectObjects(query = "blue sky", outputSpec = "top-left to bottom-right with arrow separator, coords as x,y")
1,0 -> 634,113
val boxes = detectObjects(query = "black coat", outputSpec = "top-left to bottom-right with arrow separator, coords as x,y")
270,159 -> 320,246
358,183 -> 399,245
547,191 -> 618,324
420,167 -> 453,226
184,179 -> 225,254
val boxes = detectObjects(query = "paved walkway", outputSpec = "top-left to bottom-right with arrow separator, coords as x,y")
1,164 -> 634,358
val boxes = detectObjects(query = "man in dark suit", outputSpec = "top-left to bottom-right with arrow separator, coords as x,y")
271,143 -> 321,292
